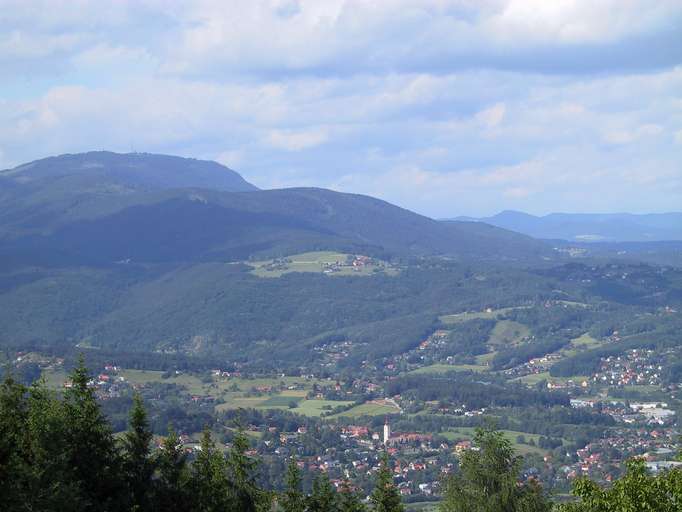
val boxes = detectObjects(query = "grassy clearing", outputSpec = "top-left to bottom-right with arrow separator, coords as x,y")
224,376 -> 321,391
555,300 -> 589,308
439,306 -> 528,325
406,502 -> 440,511
329,401 -> 399,418
408,363 -> 488,375
443,428 -> 550,456
47,365 -> 329,415
514,372 -> 590,386
215,396 -> 269,412
248,251 -> 396,278
120,370 -> 207,394
475,352 -> 496,365
488,320 -> 529,347
292,399 -> 354,417
260,395 -> 303,408
514,372 -> 551,385
571,333 -> 601,348
280,389 -> 308,398
557,333 -> 605,359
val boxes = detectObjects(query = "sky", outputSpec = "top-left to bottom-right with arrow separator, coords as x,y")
1,0 -> 681,217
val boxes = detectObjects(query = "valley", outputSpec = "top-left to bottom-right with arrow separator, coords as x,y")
1,152 -> 682,507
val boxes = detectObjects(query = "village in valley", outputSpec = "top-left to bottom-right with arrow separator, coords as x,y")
6,290 -> 682,507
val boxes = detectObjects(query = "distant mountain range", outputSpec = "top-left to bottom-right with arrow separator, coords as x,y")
451,211 -> 682,242
0,152 -> 550,265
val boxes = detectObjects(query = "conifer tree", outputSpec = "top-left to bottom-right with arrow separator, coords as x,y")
0,374 -> 29,511
191,427 -> 231,511
281,457 -> 306,512
370,452 -> 404,512
439,426 -> 551,512
62,355 -> 126,512
155,425 -> 191,512
339,478 -> 367,512
26,379 -> 83,512
308,473 -> 339,512
123,393 -> 155,511
226,424 -> 269,511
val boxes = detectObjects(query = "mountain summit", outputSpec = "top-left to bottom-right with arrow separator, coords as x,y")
0,151 -> 258,192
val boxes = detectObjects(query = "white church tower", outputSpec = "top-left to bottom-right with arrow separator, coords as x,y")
383,418 -> 391,445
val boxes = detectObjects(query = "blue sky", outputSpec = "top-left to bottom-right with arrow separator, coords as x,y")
1,0 -> 681,217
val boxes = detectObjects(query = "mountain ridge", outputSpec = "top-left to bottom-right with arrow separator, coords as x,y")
0,152 -> 553,264
0,151 -> 259,192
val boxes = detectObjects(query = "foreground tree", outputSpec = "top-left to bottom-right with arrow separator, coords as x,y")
339,478 -> 367,512
191,428 -> 232,511
308,473 -> 339,512
370,451 -> 404,512
26,379 -> 84,511
439,426 -> 551,512
226,425 -> 271,511
0,361 -> 281,512
557,458 -> 682,511
122,393 -> 155,510
281,457 -> 306,512
155,425 -> 191,512
62,356 -> 126,512
0,374 -> 29,511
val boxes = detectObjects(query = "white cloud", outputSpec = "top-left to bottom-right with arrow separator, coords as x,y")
0,1 -> 681,215
71,43 -> 156,71
215,150 -> 245,168
0,30 -> 84,59
602,123 -> 664,145
475,102 -> 506,128
484,0 -> 679,44
266,128 -> 329,151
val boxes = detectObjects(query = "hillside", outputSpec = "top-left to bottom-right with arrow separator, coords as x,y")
453,211 -> 682,242
0,153 -> 552,265
0,151 -> 559,356
0,151 -> 258,192
0,151 -> 258,238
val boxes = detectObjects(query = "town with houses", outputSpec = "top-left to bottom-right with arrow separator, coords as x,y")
7,314 -> 682,504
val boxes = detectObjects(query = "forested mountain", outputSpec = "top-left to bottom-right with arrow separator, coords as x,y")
2,152 -> 682,362
0,152 -> 258,237
452,211 -> 682,242
0,152 -> 550,265
3,153 -> 682,511
0,150 -> 259,194
0,151 -> 557,357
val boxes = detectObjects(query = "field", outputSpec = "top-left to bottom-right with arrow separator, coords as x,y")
560,333 -> 604,357
248,251 -> 397,278
514,371 -> 590,386
292,399 -> 355,416
406,502 -> 440,511
408,363 -> 488,375
443,427 -> 551,456
439,306 -> 527,325
487,320 -> 530,347
43,367 -> 362,416
329,401 -> 401,418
